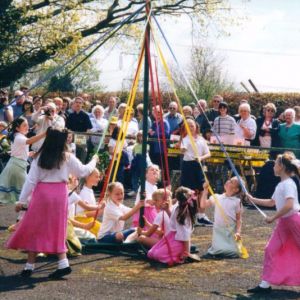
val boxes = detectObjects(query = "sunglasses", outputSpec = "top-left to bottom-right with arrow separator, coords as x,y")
169,107 -> 176,110
266,109 -> 274,113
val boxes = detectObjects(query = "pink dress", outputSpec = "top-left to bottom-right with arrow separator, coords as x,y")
147,204 -> 192,265
6,153 -> 96,254
262,213 -> 300,285
132,181 -> 157,227
262,178 -> 300,286
7,182 -> 68,253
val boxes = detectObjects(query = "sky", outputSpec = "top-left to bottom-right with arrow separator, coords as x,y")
96,0 -> 300,93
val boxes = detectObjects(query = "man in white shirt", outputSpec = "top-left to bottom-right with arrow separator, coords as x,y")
31,102 -> 65,152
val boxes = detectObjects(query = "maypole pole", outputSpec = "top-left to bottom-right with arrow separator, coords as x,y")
139,0 -> 151,227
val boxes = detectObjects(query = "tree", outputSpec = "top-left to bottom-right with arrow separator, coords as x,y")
172,45 -> 235,105
48,74 -> 74,92
0,0 -> 230,88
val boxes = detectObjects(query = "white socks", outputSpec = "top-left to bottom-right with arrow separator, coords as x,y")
197,213 -> 205,219
58,258 -> 69,270
24,263 -> 35,271
259,280 -> 270,288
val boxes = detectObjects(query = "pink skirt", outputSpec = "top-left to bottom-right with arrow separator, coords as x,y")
147,231 -> 185,265
132,206 -> 157,229
262,213 -> 300,286
6,182 -> 68,254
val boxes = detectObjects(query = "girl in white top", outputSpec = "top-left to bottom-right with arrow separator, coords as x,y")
247,152 -> 300,293
67,176 -> 104,240
98,182 -> 144,243
180,118 -> 211,226
148,186 -> 197,265
201,177 -> 243,258
137,189 -> 172,248
6,128 -> 98,279
75,169 -> 103,237
0,117 -> 46,204
132,164 -> 160,227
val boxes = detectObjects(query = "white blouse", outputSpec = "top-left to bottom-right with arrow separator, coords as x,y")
169,204 -> 193,241
11,133 -> 29,161
235,117 -> 257,141
180,135 -> 210,161
18,154 -> 97,204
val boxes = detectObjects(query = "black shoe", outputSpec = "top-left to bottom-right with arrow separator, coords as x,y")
201,253 -> 222,260
247,285 -> 272,294
196,216 -> 213,227
48,267 -> 72,279
20,269 -> 33,278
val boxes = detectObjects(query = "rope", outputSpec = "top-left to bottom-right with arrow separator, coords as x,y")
151,14 -> 266,219
149,21 -> 249,257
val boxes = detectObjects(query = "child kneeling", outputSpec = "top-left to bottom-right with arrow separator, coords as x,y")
147,187 -> 197,265
201,177 -> 243,258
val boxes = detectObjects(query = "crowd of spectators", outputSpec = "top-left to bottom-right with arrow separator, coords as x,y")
1,88 -> 300,193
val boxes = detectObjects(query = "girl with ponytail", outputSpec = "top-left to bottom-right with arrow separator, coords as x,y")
247,152 -> 300,294
0,117 -> 46,204
148,186 -> 197,265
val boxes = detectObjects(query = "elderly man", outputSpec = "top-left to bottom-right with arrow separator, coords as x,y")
207,94 -> 222,125
195,99 -> 211,137
11,90 -> 26,118
66,97 -> 93,162
149,105 -> 170,168
31,102 -> 65,152
104,96 -> 118,120
53,97 -> 66,119
164,101 -> 182,134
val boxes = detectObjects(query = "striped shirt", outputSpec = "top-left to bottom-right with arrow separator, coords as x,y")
213,115 -> 236,136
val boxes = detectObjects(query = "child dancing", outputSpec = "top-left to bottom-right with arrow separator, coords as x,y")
0,117 -> 46,204
247,152 -> 300,294
6,128 -> 98,279
180,118 -> 212,227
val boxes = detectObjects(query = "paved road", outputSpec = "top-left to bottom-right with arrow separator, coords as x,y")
1,203 -> 300,300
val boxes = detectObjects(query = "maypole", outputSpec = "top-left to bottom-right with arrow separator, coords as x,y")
139,0 -> 151,227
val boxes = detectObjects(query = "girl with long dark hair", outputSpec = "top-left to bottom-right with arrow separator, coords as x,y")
0,117 -> 45,204
6,128 -> 98,279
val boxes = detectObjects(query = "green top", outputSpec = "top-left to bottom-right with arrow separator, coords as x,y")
133,143 -> 149,155
279,123 -> 300,157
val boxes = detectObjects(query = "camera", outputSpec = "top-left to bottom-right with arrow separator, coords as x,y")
44,108 -> 52,116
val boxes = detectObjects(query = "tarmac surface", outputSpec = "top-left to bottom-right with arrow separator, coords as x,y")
1,201 -> 300,300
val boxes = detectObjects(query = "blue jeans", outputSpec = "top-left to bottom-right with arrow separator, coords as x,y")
98,229 -> 135,243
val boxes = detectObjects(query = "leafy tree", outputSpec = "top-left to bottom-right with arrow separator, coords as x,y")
0,0 -> 230,88
172,46 -> 235,105
48,74 -> 74,92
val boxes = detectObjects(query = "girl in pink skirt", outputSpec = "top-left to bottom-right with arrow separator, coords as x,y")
147,186 -> 197,265
132,164 -> 160,228
6,128 -> 98,279
247,152 -> 300,294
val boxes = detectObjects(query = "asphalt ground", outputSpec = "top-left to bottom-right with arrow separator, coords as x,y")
1,201 -> 300,300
